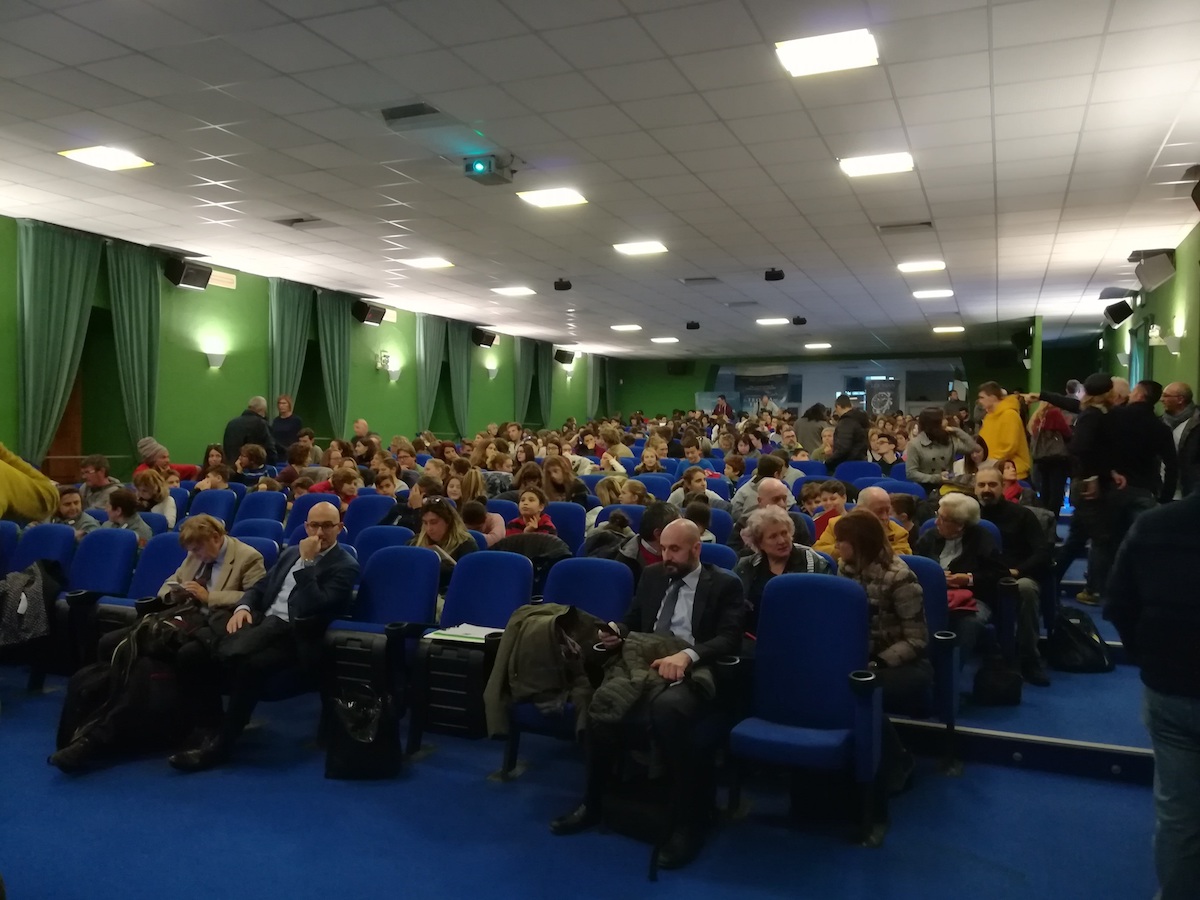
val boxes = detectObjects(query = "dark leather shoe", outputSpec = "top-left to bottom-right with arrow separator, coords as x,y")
168,734 -> 229,773
656,828 -> 704,870
1022,658 -> 1051,687
48,735 -> 102,774
550,803 -> 601,835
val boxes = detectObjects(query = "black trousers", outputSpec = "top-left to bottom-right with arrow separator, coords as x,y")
584,680 -> 721,827
1033,457 -> 1071,517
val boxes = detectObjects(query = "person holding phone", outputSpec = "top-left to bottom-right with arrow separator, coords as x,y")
412,496 -> 478,593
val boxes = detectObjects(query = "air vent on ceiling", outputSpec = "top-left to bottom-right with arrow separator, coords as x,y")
381,102 -> 458,131
723,300 -> 759,309
273,216 -> 332,230
678,276 -> 721,286
876,221 -> 934,236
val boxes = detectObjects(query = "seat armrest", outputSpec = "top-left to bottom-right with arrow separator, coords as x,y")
849,670 -> 883,783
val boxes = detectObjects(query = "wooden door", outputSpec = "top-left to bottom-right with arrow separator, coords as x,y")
43,375 -> 83,483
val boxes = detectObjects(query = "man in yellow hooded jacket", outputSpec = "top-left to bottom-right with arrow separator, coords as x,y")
977,382 -> 1033,480
0,442 -> 58,522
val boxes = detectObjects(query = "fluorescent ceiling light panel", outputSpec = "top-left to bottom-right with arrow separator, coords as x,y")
756,318 -> 790,326
933,326 -> 965,334
399,257 -> 453,268
804,342 -> 832,350
491,286 -> 535,296
838,151 -> 913,177
610,324 -> 642,332
516,188 -> 587,207
897,260 -> 946,273
913,289 -> 954,299
775,29 -> 879,78
58,146 -> 153,171
613,241 -> 667,255
650,337 -> 679,344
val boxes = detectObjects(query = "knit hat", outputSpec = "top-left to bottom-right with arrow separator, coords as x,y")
137,437 -> 167,462
1082,373 -> 1113,397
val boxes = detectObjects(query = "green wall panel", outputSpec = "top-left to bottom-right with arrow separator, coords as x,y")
0,217 -> 17,447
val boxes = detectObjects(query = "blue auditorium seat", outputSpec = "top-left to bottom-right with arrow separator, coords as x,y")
139,512 -> 168,536
233,490 -> 286,525
793,461 -> 829,477
579,473 -> 606,494
415,453 -> 432,466
546,501 -> 586,553
329,546 -> 442,636
632,473 -> 673,501
227,482 -> 247,503
169,487 -> 190,519
594,504 -> 645,533
0,520 -> 19,573
342,494 -> 398,544
439,552 -> 533,628
900,555 -> 960,759
487,498 -> 519,523
889,463 -> 906,481
852,476 -> 885,491
834,461 -> 883,481
100,532 -> 188,611
67,528 -> 139,597
353,525 -> 415,569
184,489 -> 237,527
468,530 -> 489,551
699,543 -> 738,570
706,479 -> 731,501
285,492 -> 333,531
708,508 -> 733,544
6,523 -> 75,576
919,517 -> 1002,548
229,518 -> 285,545
879,480 -> 926,499
236,535 -> 278,571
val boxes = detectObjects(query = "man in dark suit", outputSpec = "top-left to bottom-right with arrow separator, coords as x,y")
169,500 -> 359,771
222,396 -> 276,464
551,519 -> 745,869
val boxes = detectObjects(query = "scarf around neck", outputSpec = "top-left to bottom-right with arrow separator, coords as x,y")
1164,403 -> 1196,431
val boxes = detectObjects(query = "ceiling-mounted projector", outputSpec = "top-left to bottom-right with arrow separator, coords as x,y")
464,155 -> 513,185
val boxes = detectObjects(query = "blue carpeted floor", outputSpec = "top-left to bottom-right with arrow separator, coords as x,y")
0,669 -> 1156,900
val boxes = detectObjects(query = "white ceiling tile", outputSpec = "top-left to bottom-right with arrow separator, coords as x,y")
726,112 -> 817,144
745,0 -> 870,35
306,6 -> 439,60
751,136 -> 832,166
95,99 -> 204,133
585,60 -> 694,102
1108,0 -> 1200,32
0,83 -> 82,120
224,23 -> 355,74
416,85 -> 532,124
503,73 -> 609,113
288,108 -> 387,141
874,9 -> 989,62
15,67 -> 142,109
540,18 -> 663,69
473,115 -> 565,147
702,80 -> 804,120
149,0 -> 288,32
792,67 -> 896,108
995,156 -> 1073,180
992,37 -> 1102,85
886,52 -> 990,97
371,51 -> 488,96
631,173 -> 709,196
993,133 -> 1081,163
638,0 -> 763,55
502,0 -> 627,29
825,128 -> 909,158
808,100 -> 902,135
4,12 -> 127,65
455,35 -> 574,82
0,40 -> 60,79
147,39 -> 280,84
648,121 -> 739,153
994,107 -> 1087,141
295,64 -> 409,107
222,77 -> 338,117
992,76 -> 1093,115
1085,97 -> 1189,131
608,155 -> 690,179
1091,63 -> 1200,104
544,104 -> 639,139
908,117 -> 992,149
991,0 -> 1110,49
897,88 -> 991,126
674,144 -> 758,172
577,132 -> 667,161
396,0 -> 528,45
621,94 -> 717,129
674,46 -> 784,92
60,0 -> 206,51
81,54 -> 209,98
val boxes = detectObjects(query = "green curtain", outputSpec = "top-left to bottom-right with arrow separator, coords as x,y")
535,340 -> 554,428
316,290 -> 352,438
17,220 -> 103,462
106,240 -> 161,449
416,314 -> 448,432
604,356 -> 620,417
445,320 -> 474,439
513,337 -> 536,424
268,278 -> 314,406
586,354 -> 602,420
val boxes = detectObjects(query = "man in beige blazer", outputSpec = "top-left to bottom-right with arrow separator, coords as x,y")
159,514 -> 267,609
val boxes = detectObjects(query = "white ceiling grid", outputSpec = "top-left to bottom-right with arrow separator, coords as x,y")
0,0 -> 1193,357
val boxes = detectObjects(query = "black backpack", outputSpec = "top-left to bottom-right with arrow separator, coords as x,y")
1045,607 -> 1115,673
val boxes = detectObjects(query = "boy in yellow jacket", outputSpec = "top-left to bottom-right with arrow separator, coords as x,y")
977,383 -> 1033,480
0,441 -> 58,522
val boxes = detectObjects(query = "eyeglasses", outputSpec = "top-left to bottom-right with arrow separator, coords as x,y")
306,521 -> 342,531
422,496 -> 450,507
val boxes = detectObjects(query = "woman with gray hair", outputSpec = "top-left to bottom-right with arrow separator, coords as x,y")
734,506 -> 830,640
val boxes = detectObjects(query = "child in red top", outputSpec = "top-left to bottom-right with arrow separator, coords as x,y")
506,486 -> 557,536
812,480 -> 848,540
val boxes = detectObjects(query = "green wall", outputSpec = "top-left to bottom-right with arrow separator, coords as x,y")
1103,223 -> 1200,389
0,217 -> 17,447
611,360 -> 719,416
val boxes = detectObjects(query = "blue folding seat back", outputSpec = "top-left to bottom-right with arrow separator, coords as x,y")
918,517 -> 1002,548
852,477 -> 885,491
889,463 -> 906,481
123,533 -> 188,600
345,546 -> 441,630
69,528 -> 139,596
546,501 -> 586,553
579,474 -> 606,494
708,508 -> 734,544
795,461 -> 829,477
699,543 -> 738,570
541,557 -> 633,622
239,536 -> 280,570
706,479 -> 731,501
415,453 -> 432,466
353,525 -> 415,568
487,499 -> 519,522
878,480 -> 925,499
440,552 -> 534,628
343,494 -> 398,544
0,520 -> 19,574
731,574 -> 877,778
7,523 -> 76,576
357,486 -> 377,495
233,490 -> 286,525
709,448 -> 725,459
736,473 -> 754,491
227,482 -> 247,502
85,508 -> 106,524
185,489 -> 237,526
285,492 -> 331,531
632,473 -> 673,501
140,512 -> 168,536
594,504 -> 645,532
797,512 -> 816,542
169,487 -> 191,519
900,555 -> 959,729
468,530 -> 489,551
834,461 -> 883,482
229,518 -> 285,544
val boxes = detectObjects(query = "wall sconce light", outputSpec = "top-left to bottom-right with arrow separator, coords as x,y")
485,358 -> 498,380
1174,315 -> 1187,338
1117,352 -> 1130,366
1164,335 -> 1183,355
388,364 -> 401,383
205,351 -> 225,368
378,351 -> 391,371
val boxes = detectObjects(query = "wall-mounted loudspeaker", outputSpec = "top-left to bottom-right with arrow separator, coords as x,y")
164,258 -> 212,291
1103,300 -> 1134,328
666,360 -> 694,376
352,300 -> 385,326
471,327 -> 496,347
554,349 -> 575,365
1135,253 -> 1176,291
1192,179 -> 1200,214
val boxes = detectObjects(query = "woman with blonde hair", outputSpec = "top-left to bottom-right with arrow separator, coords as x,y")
132,468 -> 177,527
460,468 -> 488,505
586,475 -> 627,533
412,497 -> 478,594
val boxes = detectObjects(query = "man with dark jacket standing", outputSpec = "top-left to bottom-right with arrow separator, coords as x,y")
1162,382 -> 1200,498
827,394 -> 869,471
1106,491 -> 1200,899
1105,380 -> 1177,557
222,396 -> 276,464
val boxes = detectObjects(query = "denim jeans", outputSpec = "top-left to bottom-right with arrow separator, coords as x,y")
1143,686 -> 1200,899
